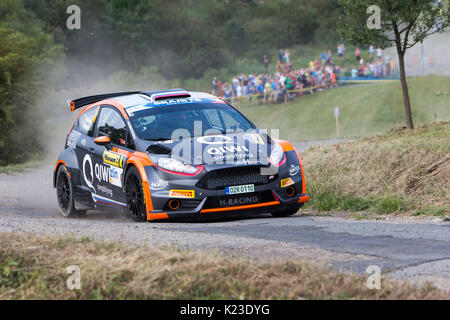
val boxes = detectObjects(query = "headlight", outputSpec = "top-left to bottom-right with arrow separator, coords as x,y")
157,158 -> 201,175
269,143 -> 286,166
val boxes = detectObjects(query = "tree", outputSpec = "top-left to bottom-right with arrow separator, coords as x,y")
0,0 -> 63,165
338,0 -> 449,129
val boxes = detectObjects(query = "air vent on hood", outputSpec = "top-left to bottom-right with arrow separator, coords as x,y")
147,144 -> 172,155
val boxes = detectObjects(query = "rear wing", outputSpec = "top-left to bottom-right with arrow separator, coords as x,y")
68,91 -> 140,112
68,88 -> 191,112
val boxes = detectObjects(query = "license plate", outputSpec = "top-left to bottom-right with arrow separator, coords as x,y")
225,184 -> 255,195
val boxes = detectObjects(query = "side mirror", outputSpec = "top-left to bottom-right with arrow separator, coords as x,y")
94,136 -> 111,147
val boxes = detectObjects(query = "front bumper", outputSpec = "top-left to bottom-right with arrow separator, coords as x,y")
146,175 -> 309,221
148,193 -> 309,221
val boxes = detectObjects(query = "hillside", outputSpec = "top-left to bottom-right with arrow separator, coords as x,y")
302,122 -> 450,216
240,76 -> 450,141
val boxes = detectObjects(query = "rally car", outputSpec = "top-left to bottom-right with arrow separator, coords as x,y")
54,89 -> 309,221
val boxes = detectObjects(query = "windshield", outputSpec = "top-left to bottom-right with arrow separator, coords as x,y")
129,103 -> 255,141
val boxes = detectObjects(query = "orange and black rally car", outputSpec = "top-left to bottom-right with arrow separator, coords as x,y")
53,89 -> 309,221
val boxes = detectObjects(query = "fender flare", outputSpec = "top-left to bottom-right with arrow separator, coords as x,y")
276,139 -> 306,194
53,148 -> 80,188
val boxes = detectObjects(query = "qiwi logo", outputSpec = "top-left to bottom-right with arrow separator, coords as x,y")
82,154 -> 111,190
197,135 -> 250,155
206,144 -> 249,155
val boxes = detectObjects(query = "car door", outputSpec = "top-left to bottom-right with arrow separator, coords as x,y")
93,106 -> 133,205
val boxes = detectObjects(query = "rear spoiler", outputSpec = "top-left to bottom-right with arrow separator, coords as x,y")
68,88 -> 190,112
68,91 -> 140,112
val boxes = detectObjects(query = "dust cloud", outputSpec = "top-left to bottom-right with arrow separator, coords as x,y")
3,55 -> 168,214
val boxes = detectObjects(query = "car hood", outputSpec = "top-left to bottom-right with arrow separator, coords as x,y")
146,132 -> 276,166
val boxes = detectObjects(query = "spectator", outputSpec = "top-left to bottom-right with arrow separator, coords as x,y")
264,79 -> 272,104
314,58 -> 320,70
355,47 -> 361,61
218,80 -> 223,97
351,66 -> 358,78
326,49 -> 332,64
247,81 -> 254,103
369,45 -> 374,58
337,44 -> 344,58
214,44 -> 396,107
236,82 -> 243,106
384,55 -> 391,76
321,51 -> 327,65
243,76 -> 249,96
212,76 -> 219,95
276,60 -> 282,73
284,50 -> 290,65
256,81 -> 264,105
223,83 -> 232,103
264,55 -> 270,73
330,71 -> 337,88
278,49 -> 284,63
270,78 -> 277,103
376,47 -> 383,60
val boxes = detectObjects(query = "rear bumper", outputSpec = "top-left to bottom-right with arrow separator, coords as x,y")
146,192 -> 309,221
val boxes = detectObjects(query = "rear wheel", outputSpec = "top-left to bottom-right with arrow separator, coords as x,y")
125,166 -> 147,222
271,204 -> 303,217
56,165 -> 86,218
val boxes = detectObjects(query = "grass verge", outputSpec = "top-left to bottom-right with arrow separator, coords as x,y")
0,233 -> 447,300
302,122 -> 450,216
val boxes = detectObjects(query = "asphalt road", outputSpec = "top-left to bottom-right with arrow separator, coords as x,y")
0,139 -> 449,291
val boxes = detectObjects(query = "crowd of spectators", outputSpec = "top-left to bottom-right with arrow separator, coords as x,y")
348,45 -> 396,79
212,45 -> 397,106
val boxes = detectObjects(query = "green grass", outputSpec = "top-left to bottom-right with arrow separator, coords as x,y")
239,76 -> 450,141
305,193 -> 415,215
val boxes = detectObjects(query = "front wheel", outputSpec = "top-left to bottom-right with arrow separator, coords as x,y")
125,166 -> 147,222
56,165 -> 86,218
271,203 -> 303,218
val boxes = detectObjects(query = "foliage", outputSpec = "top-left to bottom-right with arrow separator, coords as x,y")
337,0 -> 449,129
23,0 -> 341,79
338,0 -> 449,52
0,0 -> 343,165
0,0 -> 63,165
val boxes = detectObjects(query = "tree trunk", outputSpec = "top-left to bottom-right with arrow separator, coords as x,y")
397,53 -> 414,129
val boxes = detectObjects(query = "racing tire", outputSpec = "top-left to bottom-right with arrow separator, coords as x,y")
56,165 -> 87,218
271,203 -> 303,217
125,166 -> 147,222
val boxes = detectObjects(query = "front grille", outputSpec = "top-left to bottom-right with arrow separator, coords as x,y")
196,166 -> 274,190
